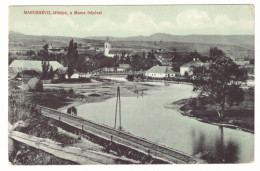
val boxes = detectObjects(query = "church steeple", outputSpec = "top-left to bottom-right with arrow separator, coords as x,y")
106,36 -> 110,43
104,36 -> 111,56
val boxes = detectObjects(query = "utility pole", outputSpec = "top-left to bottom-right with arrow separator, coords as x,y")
114,86 -> 122,130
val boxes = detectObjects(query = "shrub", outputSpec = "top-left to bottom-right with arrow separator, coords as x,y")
28,78 -> 43,92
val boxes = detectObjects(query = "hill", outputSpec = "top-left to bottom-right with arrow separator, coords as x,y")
8,31 -> 254,61
87,33 -> 254,46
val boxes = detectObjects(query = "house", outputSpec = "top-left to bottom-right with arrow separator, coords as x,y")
117,64 -> 131,72
155,53 -> 173,66
234,60 -> 250,66
65,70 -> 91,79
9,60 -> 63,74
101,67 -> 116,72
145,65 -> 176,79
180,58 -> 204,76
48,44 -> 65,54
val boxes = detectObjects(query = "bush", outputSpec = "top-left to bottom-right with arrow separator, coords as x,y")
8,95 -> 40,124
28,78 -> 43,92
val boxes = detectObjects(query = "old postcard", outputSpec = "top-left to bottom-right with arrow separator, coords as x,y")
8,5 -> 254,165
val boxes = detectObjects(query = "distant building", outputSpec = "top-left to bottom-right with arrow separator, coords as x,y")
100,67 -> 116,72
155,53 -> 173,66
246,75 -> 255,87
9,60 -> 63,73
104,37 -> 114,57
48,44 -> 65,54
117,64 -> 132,72
65,70 -> 91,79
180,58 -> 204,76
234,60 -> 250,66
145,65 -> 176,79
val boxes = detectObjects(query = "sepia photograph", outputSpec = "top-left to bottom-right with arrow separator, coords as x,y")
7,4 -> 255,165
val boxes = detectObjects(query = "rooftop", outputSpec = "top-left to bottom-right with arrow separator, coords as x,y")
9,60 -> 63,72
182,60 -> 204,67
119,64 -> 131,69
146,65 -> 175,74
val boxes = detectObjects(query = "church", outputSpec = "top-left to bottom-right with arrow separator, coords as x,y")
104,37 -> 115,57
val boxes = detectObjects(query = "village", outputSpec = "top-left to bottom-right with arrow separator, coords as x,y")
8,33 -> 255,165
8,36 -> 255,86
7,4 -> 256,165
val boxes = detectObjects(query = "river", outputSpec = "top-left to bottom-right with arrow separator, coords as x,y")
75,82 -> 254,163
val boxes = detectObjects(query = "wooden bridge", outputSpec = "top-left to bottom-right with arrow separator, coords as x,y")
91,69 -> 143,76
37,105 -> 205,164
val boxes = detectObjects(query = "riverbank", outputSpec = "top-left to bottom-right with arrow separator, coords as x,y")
8,99 -> 154,164
42,78 -> 162,111
8,78 -> 163,164
10,78 -> 254,163
165,89 -> 254,133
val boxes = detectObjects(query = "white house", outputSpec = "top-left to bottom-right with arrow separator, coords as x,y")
65,70 -> 91,79
117,64 -> 131,72
145,65 -> 176,79
180,58 -> 205,76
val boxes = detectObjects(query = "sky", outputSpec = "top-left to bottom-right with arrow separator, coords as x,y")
9,5 -> 255,37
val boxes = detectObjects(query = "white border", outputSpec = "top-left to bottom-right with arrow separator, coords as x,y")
1,1 -> 259,171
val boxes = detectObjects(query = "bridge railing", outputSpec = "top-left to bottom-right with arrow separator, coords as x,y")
36,105 -> 196,164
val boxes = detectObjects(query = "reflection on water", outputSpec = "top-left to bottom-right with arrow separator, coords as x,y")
75,83 -> 254,163
192,126 -> 239,163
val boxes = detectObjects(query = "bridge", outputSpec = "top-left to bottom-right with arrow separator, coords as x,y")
37,105 -> 205,164
92,72 -> 142,76
91,68 -> 143,76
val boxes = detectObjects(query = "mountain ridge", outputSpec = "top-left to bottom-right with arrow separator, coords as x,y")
9,31 -> 254,46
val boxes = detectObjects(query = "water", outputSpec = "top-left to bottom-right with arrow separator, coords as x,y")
75,83 -> 254,163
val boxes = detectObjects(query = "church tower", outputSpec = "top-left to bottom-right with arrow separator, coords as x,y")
104,36 -> 111,56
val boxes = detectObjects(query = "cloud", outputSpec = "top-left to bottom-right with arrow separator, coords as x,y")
81,12 -> 176,37
176,9 -> 211,29
81,10 -> 254,36
173,9 -> 254,34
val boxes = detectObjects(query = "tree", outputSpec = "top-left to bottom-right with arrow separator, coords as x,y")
41,61 -> 50,79
43,44 -> 49,51
142,51 -> 146,60
49,66 -> 54,79
189,56 -> 247,119
145,51 -> 160,69
188,50 -> 201,61
125,55 -> 131,64
210,47 -> 224,58
66,39 -> 79,79
26,50 -> 36,57
131,54 -> 143,71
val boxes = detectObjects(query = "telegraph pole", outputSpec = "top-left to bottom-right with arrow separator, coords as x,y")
114,86 -> 122,130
